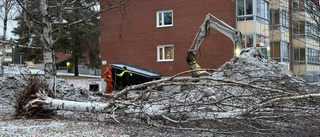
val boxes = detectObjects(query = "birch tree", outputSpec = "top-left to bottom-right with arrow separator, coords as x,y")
15,0 -> 129,95
0,0 -> 18,75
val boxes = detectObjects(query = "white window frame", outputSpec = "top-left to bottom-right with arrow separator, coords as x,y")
156,10 -> 173,27
157,45 -> 174,62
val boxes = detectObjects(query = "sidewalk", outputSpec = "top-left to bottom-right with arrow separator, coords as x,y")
3,66 -> 100,78
56,69 -> 100,78
4,67 -> 104,92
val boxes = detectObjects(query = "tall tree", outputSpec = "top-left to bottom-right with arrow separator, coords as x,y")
0,0 -> 18,75
15,0 -> 129,95
53,0 -> 100,76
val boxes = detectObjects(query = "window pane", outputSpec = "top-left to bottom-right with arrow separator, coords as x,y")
275,12 -> 280,24
281,10 -> 289,27
307,48 -> 312,61
281,42 -> 289,59
294,49 -> 299,61
158,13 -> 162,26
246,0 -> 253,14
261,1 -> 265,17
245,35 -> 253,47
300,23 -> 305,34
164,12 -> 172,25
300,48 -> 305,61
257,0 -> 261,15
238,0 -> 244,15
270,42 -> 280,57
264,1 -> 268,19
159,48 -> 163,60
164,47 -> 173,59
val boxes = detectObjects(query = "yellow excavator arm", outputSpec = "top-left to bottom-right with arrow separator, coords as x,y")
186,13 -> 268,77
186,13 -> 243,77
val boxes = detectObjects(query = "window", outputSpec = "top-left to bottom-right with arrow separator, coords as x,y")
238,0 -> 245,15
246,0 -> 253,15
156,10 -> 173,27
281,10 -> 289,28
293,0 -> 305,11
274,11 -> 280,25
157,45 -> 174,61
257,0 -> 269,20
307,48 -> 320,62
237,0 -> 253,15
293,48 -> 306,61
270,42 -> 281,58
306,23 -> 319,39
293,22 -> 305,34
269,10 -> 280,25
242,35 -> 253,48
281,42 -> 289,62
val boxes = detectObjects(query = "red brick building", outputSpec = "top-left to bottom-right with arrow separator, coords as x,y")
100,0 -> 237,77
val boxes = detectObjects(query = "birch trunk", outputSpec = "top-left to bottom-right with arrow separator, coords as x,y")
19,0 -> 56,94
43,99 -> 112,113
39,0 -> 56,94
0,0 -> 10,75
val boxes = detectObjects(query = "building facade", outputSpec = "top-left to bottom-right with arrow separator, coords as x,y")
291,0 -> 320,76
100,0 -> 320,77
0,40 -> 15,66
100,0 -> 240,76
269,0 -> 291,69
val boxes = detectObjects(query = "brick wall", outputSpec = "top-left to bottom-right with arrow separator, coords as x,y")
100,0 -> 237,76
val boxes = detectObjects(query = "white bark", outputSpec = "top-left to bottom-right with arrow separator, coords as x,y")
43,98 -> 112,113
0,0 -> 16,75
39,0 -> 56,93
18,0 -> 56,93
24,90 -> 113,113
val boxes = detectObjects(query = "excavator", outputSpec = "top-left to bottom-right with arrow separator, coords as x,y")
186,13 -> 268,77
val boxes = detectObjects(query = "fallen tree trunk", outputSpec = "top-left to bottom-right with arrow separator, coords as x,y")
42,98 -> 112,113
12,49 -> 320,136
13,70 -> 320,136
23,76 -> 320,120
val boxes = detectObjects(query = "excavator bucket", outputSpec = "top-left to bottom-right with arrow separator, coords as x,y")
186,51 -> 210,77
189,61 -> 210,77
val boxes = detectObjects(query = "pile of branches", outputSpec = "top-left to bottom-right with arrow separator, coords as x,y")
17,49 -> 320,136
17,70 -> 320,136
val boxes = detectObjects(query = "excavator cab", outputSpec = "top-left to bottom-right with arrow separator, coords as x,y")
240,42 -> 268,59
256,43 -> 268,59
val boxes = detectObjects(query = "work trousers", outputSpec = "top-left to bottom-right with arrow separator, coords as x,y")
105,81 -> 113,93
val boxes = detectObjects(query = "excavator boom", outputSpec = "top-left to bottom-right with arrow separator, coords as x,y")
186,13 -> 268,77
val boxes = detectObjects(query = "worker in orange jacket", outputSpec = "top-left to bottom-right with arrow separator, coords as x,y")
103,64 -> 113,93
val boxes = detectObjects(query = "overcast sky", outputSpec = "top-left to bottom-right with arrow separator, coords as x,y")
0,19 -> 17,39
